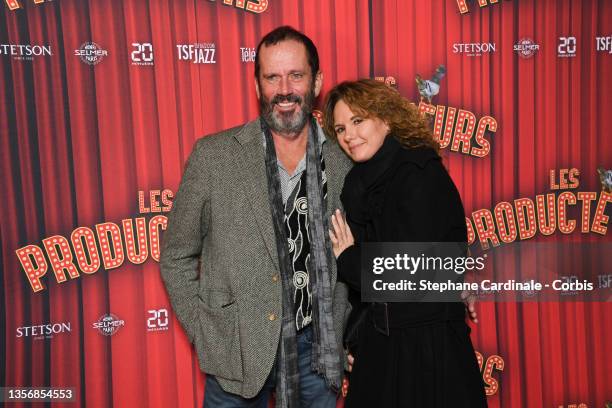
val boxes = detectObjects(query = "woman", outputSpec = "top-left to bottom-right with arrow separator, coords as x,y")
324,79 -> 487,407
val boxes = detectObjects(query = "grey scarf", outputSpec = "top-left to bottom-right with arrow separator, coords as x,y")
262,118 -> 342,408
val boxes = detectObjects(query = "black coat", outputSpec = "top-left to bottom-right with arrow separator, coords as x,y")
337,136 -> 487,408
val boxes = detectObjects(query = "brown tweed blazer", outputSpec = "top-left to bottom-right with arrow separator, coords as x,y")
160,117 -> 352,398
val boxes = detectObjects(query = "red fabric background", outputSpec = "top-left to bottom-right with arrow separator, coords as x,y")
1,0 -> 610,407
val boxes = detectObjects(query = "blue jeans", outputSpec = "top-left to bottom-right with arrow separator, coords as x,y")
203,326 -> 337,408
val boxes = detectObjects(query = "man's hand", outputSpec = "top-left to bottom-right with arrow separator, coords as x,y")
461,290 -> 478,324
329,209 -> 355,258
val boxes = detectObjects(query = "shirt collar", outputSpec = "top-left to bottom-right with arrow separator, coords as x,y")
289,121 -> 325,176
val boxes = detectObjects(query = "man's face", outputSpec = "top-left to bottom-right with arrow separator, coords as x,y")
255,40 -> 322,136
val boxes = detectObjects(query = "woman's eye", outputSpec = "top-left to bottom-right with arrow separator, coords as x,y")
335,127 -> 344,134
353,118 -> 362,125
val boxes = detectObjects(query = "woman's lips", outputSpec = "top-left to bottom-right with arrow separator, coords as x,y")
349,143 -> 365,154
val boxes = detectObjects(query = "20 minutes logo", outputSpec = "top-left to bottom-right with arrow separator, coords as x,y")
147,309 -> 169,332
558,36 -> 577,57
131,43 -> 154,66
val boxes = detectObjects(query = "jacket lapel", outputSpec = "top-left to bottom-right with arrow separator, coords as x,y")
321,135 -> 341,283
321,138 -> 335,229
234,118 -> 279,270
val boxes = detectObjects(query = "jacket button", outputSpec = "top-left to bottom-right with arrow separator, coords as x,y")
268,313 -> 277,321
272,274 -> 279,283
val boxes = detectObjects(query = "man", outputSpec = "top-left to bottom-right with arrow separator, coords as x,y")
160,26 -> 352,407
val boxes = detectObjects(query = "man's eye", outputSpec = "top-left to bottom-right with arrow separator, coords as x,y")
290,73 -> 304,80
266,75 -> 279,82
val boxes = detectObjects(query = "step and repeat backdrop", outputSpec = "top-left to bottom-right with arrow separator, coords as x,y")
1,0 -> 611,407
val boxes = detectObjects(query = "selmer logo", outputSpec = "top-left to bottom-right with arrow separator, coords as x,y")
74,42 -> 108,65
92,313 -> 125,336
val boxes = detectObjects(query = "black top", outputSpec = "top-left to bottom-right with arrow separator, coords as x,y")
337,136 -> 468,327
337,136 -> 487,408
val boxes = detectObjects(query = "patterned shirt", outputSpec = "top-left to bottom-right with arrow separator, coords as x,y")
262,123 -> 327,330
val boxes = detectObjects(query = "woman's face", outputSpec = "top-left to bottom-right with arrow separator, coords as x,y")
332,99 -> 390,162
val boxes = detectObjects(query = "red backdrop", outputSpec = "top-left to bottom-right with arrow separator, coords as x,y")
1,0 -> 611,407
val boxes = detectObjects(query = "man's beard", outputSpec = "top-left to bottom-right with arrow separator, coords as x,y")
259,85 -> 316,135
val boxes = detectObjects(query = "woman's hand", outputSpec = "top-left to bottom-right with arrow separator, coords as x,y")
461,290 -> 479,324
329,209 -> 355,258
347,353 -> 355,372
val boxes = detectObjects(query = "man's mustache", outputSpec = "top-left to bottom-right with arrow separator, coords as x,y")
270,94 -> 302,105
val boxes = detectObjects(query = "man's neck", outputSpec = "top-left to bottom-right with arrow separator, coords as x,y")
271,123 -> 310,176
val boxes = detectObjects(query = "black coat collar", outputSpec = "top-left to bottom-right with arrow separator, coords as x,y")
341,136 -> 440,227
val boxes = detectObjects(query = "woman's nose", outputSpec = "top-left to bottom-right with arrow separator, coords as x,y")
343,127 -> 355,142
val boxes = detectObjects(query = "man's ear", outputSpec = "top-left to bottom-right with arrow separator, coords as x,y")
254,78 -> 261,100
313,71 -> 323,98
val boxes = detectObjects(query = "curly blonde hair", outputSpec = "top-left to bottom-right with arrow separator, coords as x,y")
322,79 -> 439,152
